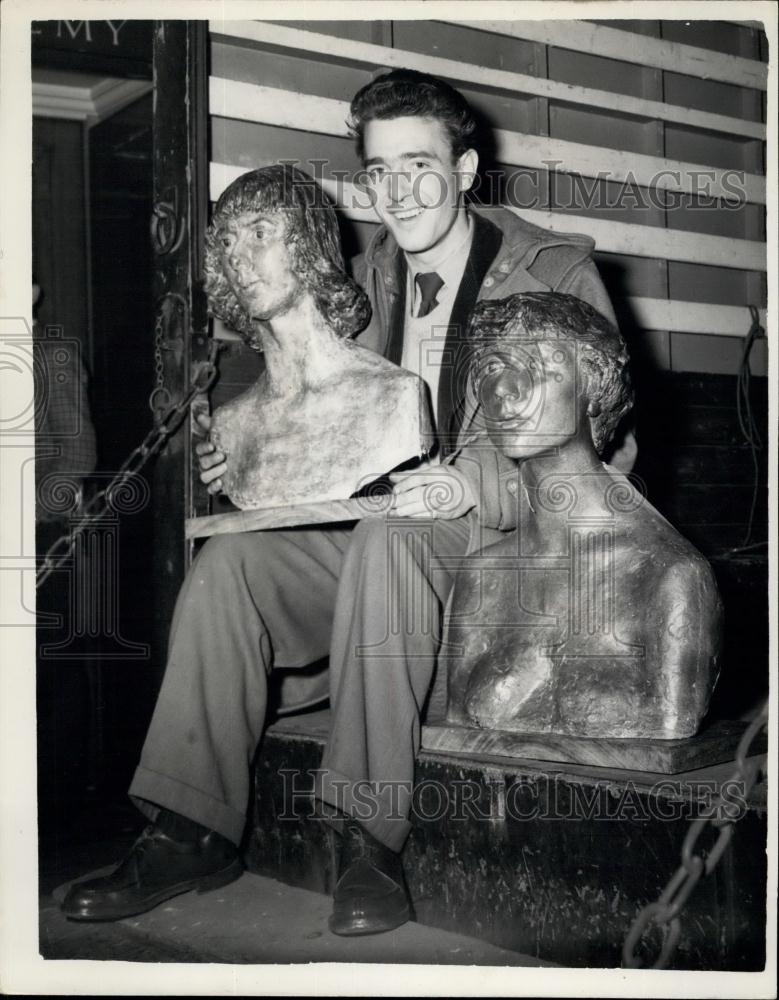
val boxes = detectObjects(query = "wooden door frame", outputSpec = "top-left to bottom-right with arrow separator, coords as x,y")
150,20 -> 210,665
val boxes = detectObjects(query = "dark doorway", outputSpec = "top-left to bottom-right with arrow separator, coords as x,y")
35,88 -> 159,884
87,91 -> 158,788
90,93 -> 154,471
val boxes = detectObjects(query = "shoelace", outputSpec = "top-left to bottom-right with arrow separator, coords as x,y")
131,825 -> 160,862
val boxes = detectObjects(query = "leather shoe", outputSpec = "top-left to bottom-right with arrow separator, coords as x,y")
329,820 -> 412,936
60,823 -> 243,922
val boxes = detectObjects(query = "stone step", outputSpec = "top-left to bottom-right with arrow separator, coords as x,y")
248,710 -> 768,970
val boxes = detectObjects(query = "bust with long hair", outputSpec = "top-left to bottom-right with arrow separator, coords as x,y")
203,165 -> 433,509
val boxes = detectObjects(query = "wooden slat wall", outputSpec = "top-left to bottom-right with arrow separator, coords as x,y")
448,19 -> 768,88
207,17 -> 768,378
204,17 -> 769,552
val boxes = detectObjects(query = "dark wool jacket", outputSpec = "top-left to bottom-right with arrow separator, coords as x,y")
351,205 -> 619,551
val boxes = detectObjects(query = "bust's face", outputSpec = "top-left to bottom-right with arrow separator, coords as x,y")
475,339 -> 587,459
217,210 -> 302,322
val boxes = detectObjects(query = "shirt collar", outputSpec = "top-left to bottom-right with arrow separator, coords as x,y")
406,212 -> 474,293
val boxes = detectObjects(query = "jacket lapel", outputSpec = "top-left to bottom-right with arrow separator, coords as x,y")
384,249 -> 407,366
437,212 -> 503,456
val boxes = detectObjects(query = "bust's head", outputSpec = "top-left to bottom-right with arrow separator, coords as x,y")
204,165 -> 370,347
468,292 -> 632,460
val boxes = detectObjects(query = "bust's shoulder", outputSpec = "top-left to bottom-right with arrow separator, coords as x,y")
599,465 -> 709,567
339,337 -> 414,379
610,501 -> 716,596
653,543 -> 718,593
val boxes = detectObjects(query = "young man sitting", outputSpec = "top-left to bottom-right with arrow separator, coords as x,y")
62,69 -> 625,937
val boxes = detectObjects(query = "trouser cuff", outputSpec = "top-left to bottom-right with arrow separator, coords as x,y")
129,765 -> 246,846
314,768 -> 411,853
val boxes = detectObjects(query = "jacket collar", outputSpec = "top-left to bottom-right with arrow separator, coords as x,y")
364,204 -> 595,289
378,210 -> 503,377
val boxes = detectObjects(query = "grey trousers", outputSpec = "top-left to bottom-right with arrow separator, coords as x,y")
129,515 -> 471,852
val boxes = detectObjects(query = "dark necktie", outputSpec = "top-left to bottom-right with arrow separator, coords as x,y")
415,271 -> 444,318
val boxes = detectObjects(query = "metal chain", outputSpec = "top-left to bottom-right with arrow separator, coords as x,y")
622,701 -> 769,970
149,308 -> 171,421
36,343 -> 219,589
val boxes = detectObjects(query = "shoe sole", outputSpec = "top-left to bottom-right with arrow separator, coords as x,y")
62,858 -> 244,922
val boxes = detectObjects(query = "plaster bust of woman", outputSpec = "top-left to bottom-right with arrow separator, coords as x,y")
444,292 -> 722,740
203,165 -> 433,509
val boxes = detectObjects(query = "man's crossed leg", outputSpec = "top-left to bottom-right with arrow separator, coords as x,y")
61,515 -> 470,935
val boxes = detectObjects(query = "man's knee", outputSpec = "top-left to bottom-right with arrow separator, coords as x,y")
190,532 -> 277,587
349,518 -> 406,571
193,534 -> 248,577
351,517 -> 433,551
186,531 -> 307,625
350,517 -> 391,553
348,519 -> 437,586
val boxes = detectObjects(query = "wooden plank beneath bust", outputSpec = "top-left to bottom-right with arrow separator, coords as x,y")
421,719 -> 764,774
185,495 -> 392,539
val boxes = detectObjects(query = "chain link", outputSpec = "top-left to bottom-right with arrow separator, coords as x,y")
622,702 -> 768,969
151,309 -> 169,422
36,343 -> 219,589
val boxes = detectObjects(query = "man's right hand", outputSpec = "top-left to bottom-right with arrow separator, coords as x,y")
194,412 -> 227,495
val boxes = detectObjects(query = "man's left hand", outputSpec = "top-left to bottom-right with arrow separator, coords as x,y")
389,465 -> 475,519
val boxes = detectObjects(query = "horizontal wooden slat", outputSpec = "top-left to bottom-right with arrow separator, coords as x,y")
518,209 -> 765,273
209,76 -> 765,204
627,299 -> 766,335
446,19 -> 768,91
209,77 -> 345,138
209,20 -> 766,141
498,135 -> 764,205
209,161 -> 766,273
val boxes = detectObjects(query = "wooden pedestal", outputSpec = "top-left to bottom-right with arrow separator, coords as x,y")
421,718 -> 765,774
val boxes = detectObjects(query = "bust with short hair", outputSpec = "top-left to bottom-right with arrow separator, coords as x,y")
203,165 -> 433,510
444,292 -> 722,740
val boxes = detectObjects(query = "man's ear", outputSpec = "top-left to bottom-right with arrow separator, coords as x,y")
456,148 -> 479,194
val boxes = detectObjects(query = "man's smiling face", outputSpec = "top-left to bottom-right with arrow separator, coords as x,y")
362,116 -> 477,259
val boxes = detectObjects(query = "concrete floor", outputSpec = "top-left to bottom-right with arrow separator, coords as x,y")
43,868 -> 554,966
37,776 -> 554,970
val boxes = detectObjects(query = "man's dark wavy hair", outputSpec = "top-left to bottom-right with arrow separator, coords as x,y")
469,292 -> 633,454
204,164 -> 370,346
348,69 -> 477,163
